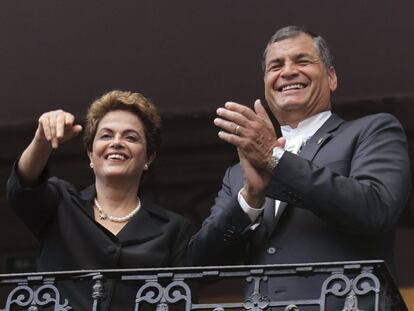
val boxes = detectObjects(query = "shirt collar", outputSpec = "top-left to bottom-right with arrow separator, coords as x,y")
280,110 -> 332,142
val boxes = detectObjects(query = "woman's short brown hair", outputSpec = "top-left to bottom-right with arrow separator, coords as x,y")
84,90 -> 162,159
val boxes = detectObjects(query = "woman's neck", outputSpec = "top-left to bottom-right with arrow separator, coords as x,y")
94,178 -> 140,213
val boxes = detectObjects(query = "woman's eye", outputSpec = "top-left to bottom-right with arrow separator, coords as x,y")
126,136 -> 137,142
100,134 -> 112,140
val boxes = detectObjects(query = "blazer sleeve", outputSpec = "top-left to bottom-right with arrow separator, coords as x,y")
6,160 -> 60,238
267,113 -> 411,234
169,217 -> 194,267
188,165 -> 254,266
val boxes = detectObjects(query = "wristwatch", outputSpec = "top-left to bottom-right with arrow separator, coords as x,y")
265,146 -> 285,172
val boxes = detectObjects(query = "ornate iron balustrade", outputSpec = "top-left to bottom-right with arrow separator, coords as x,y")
0,260 -> 407,311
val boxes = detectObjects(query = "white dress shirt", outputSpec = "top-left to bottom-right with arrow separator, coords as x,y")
239,110 -> 332,223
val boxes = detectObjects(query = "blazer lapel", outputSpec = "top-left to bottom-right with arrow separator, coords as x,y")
116,197 -> 165,244
75,187 -> 164,244
71,184 -> 96,218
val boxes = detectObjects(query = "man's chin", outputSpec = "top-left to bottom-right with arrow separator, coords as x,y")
277,101 -> 306,112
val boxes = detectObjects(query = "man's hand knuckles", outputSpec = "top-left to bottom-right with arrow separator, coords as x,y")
239,140 -> 251,150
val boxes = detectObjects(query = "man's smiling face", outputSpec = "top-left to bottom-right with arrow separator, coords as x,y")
264,33 -> 337,127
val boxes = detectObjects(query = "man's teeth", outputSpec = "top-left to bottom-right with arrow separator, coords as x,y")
282,84 -> 304,92
108,154 -> 126,160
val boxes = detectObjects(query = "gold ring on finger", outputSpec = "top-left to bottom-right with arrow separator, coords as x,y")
235,125 -> 240,135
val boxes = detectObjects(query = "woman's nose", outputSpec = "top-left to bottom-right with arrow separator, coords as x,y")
110,135 -> 124,149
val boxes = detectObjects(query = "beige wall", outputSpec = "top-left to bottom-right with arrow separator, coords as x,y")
401,288 -> 414,310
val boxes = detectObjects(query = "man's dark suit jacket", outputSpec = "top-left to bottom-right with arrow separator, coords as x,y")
7,163 -> 193,310
189,113 -> 411,301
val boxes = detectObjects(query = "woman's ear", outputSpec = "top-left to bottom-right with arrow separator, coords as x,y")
145,153 -> 156,169
88,150 -> 93,168
148,153 -> 156,164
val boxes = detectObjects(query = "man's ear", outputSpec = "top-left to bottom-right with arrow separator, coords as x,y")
328,66 -> 338,92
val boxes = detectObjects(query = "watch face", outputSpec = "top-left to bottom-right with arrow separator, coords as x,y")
273,147 -> 285,159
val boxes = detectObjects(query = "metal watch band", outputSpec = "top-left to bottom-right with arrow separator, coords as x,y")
265,147 -> 285,172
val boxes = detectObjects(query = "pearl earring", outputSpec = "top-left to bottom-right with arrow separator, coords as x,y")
90,162 -> 94,169
144,164 -> 149,170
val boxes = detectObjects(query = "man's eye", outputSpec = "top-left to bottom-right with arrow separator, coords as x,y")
267,65 -> 282,72
298,59 -> 311,66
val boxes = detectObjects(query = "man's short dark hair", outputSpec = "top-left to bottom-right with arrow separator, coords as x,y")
262,25 -> 333,72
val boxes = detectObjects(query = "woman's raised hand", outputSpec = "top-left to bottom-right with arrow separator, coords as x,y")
36,110 -> 83,149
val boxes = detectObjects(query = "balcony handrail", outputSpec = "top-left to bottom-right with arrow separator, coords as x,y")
0,260 -> 407,311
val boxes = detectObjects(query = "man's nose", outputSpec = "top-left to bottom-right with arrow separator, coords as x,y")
280,62 -> 299,78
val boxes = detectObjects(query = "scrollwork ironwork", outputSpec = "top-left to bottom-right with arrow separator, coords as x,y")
320,272 -> 380,311
0,261 -> 404,311
322,273 -> 352,297
134,279 -> 191,311
163,280 -> 191,309
4,282 -> 71,311
135,281 -> 164,310
5,284 -> 34,308
34,283 -> 72,310
352,272 -> 380,296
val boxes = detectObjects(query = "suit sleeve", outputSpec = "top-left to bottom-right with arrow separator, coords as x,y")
267,113 -> 411,234
188,165 -> 254,266
6,160 -> 60,238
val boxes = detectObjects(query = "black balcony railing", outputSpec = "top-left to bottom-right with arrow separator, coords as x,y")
0,260 -> 407,311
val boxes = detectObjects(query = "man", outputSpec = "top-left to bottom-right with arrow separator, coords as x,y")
189,26 -> 411,306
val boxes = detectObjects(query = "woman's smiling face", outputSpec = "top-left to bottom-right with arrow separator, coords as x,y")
89,110 -> 148,182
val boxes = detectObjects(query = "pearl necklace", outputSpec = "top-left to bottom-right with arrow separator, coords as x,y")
94,197 -> 141,223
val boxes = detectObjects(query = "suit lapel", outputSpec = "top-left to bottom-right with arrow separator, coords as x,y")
274,201 -> 287,226
299,113 -> 344,161
263,200 -> 287,240
261,198 -> 275,239
266,114 -> 344,237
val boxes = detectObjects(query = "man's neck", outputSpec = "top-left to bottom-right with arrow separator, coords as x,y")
279,108 -> 329,128
280,110 -> 332,141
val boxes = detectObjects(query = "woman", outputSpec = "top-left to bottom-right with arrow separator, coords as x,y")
7,90 -> 193,310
